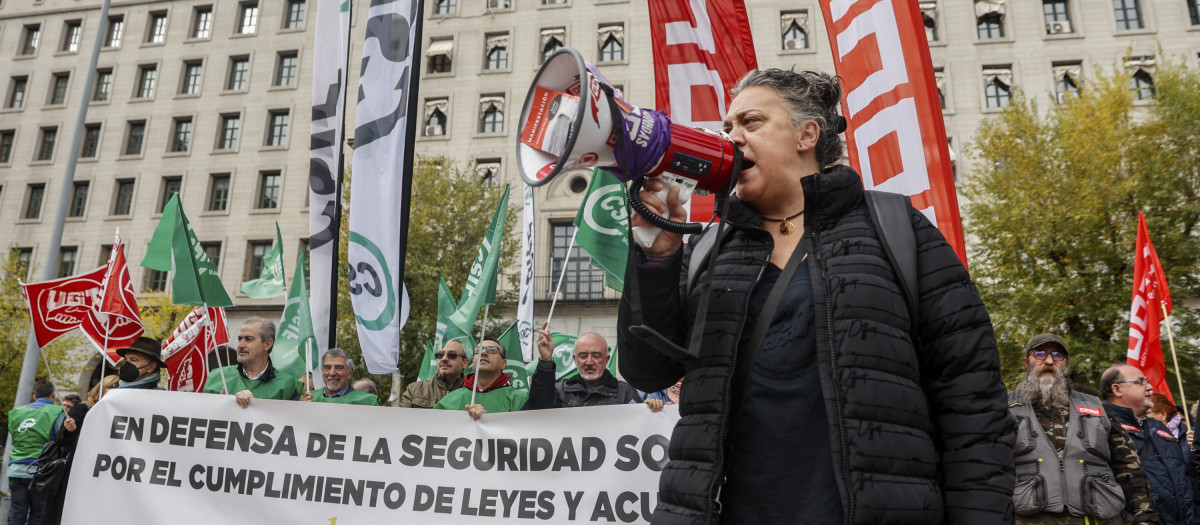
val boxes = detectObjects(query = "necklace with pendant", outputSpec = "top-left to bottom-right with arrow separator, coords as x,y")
762,209 -> 805,235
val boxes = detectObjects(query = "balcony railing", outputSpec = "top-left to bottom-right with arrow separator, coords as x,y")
532,274 -> 622,302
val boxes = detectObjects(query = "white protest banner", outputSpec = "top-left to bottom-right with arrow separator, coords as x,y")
64,390 -> 678,524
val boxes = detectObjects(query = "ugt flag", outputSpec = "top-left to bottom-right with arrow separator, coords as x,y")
80,237 -> 144,364
161,307 -> 227,392
348,0 -> 420,374
1127,212 -> 1174,402
448,185 -> 509,335
141,195 -> 233,307
20,266 -> 107,347
573,169 -> 629,290
239,223 -> 286,298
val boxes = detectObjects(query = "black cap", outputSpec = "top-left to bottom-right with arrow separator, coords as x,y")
1024,334 -> 1068,356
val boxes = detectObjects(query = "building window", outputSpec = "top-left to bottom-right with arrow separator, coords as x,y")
227,57 -> 250,90
112,179 -> 135,215
1114,0 -> 1143,30
485,34 -> 509,70
202,242 -> 222,272
218,114 -> 240,149
266,110 -> 289,146
598,25 -> 624,62
540,28 -> 565,64
1129,69 -> 1155,101
124,121 -> 146,155
105,16 -> 124,47
208,174 -> 230,211
488,0 -> 512,7
479,96 -> 504,133
934,68 -> 946,109
62,20 -> 82,53
1053,63 -> 1081,103
145,270 -> 169,291
551,223 -> 606,300
246,241 -> 272,280
543,0 -> 568,4
976,14 -> 1004,38
0,131 -> 14,163
68,182 -> 89,217
7,77 -> 27,108
24,184 -> 45,219
920,2 -> 938,41
257,171 -> 280,209
475,159 -> 500,187
94,69 -> 113,101
136,65 -> 157,99
159,176 -> 181,213
781,11 -> 809,50
426,38 -> 453,74
434,0 -> 456,14
275,52 -> 298,86
1043,0 -> 1072,33
238,2 -> 259,34
192,6 -> 213,39
146,12 -> 167,44
56,247 -> 77,279
171,117 -> 193,152
15,248 -> 33,279
983,69 -> 1012,108
284,0 -> 306,28
49,73 -> 70,105
20,25 -> 40,55
424,98 -> 448,136
1190,0 -> 1200,25
37,127 -> 57,161
81,124 -> 101,158
181,61 -> 203,94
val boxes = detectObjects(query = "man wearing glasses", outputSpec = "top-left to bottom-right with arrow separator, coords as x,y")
1101,363 -> 1194,525
1008,334 -> 1159,525
433,338 -> 528,419
399,339 -> 469,408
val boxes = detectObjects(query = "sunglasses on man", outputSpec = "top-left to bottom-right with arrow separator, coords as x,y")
434,351 -> 464,360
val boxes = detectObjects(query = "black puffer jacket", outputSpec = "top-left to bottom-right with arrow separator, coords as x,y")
523,360 -> 641,409
618,166 -> 1015,525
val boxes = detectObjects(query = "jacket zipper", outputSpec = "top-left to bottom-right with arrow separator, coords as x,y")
709,225 -> 771,520
811,230 -> 853,524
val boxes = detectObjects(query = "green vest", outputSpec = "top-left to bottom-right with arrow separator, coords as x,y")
433,386 -> 529,413
203,364 -> 298,401
313,388 -> 378,406
7,402 -> 62,462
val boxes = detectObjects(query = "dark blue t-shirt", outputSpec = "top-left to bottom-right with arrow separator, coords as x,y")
721,259 -> 842,524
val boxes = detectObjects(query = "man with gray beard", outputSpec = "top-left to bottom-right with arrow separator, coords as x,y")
1008,334 -> 1159,525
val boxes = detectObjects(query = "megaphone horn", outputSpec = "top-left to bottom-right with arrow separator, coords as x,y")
516,49 -> 741,233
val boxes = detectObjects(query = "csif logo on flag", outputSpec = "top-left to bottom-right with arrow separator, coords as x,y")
582,184 -> 629,239
348,231 -> 395,331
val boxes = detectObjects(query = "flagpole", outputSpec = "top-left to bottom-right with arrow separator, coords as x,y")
392,0 -> 425,371
1162,303 -> 1189,428
470,304 -> 490,407
544,231 -> 577,328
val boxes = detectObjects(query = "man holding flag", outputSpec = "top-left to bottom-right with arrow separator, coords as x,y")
203,319 -> 300,407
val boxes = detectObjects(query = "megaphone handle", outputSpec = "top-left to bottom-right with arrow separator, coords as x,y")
631,177 -> 696,247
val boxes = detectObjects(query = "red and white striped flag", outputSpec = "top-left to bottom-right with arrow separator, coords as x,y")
647,0 -> 757,223
1127,213 -> 1173,402
162,306 -> 228,392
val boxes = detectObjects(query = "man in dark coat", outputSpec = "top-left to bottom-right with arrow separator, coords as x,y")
1102,363 -> 1193,525
524,328 -> 660,411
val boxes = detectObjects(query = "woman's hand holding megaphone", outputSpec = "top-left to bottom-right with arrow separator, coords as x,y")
631,178 -> 687,258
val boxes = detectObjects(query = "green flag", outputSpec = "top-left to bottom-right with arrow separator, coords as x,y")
240,223 -> 286,298
142,194 -> 233,306
573,169 -> 629,289
448,184 -> 509,333
520,332 -> 582,381
274,250 -> 317,381
421,278 -> 476,381
496,322 -> 531,391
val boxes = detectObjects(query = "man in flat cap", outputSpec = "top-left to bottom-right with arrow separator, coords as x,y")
114,336 -> 165,389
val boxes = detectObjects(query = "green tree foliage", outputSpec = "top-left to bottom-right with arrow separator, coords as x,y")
0,250 -> 32,426
964,59 -> 1200,392
334,157 -> 518,399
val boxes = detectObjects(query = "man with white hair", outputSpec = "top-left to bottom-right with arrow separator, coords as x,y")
1007,334 -> 1158,525
525,326 -> 661,411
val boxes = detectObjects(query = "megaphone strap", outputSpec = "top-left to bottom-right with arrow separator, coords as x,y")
599,83 -> 672,182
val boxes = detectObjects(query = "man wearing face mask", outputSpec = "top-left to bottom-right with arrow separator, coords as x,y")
525,326 -> 661,411
114,336 -> 165,389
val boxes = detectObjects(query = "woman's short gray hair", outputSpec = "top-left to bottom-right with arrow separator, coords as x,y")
730,68 -> 845,169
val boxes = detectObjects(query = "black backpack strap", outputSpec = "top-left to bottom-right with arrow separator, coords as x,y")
864,190 -> 920,342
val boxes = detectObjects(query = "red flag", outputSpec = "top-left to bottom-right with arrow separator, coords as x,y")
648,0 -> 757,223
80,238 -> 145,364
161,307 -> 228,392
1127,213 -> 1174,402
816,0 -> 967,267
20,267 -> 107,347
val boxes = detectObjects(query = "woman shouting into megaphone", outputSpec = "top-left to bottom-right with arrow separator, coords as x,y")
615,69 -> 1015,525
